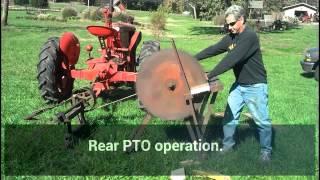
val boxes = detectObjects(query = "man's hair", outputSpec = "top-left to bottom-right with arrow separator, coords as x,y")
225,5 -> 246,23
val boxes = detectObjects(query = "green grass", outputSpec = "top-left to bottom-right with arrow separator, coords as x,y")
1,4 -> 319,180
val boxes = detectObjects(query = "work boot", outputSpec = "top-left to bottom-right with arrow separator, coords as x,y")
259,151 -> 272,162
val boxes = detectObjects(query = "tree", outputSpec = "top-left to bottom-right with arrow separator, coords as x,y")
199,0 -> 224,20
29,0 -> 49,8
163,0 -> 184,13
188,2 -> 197,19
1,0 -> 9,26
14,0 -> 29,6
263,0 -> 283,13
224,0 -> 231,7
122,0 -> 161,11
187,0 -> 233,20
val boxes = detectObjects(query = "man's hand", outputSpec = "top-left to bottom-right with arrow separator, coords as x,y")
208,76 -> 223,92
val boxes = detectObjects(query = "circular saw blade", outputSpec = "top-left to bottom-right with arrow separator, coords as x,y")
136,49 -> 207,120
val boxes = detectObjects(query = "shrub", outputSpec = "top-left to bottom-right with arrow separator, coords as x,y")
29,0 -> 48,8
151,6 -> 167,30
284,16 -> 299,29
150,6 -> 167,39
62,7 -> 78,19
246,19 -> 258,31
22,15 -> 38,20
89,8 -> 103,21
38,14 -> 57,21
56,17 -> 67,22
82,8 -> 90,19
49,14 -> 56,19
26,13 -> 57,21
68,16 -> 80,20
81,8 -> 102,21
37,13 -> 48,20
47,14 -> 57,21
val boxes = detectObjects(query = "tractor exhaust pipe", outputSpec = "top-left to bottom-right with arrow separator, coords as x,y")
104,0 -> 114,27
110,0 -> 114,13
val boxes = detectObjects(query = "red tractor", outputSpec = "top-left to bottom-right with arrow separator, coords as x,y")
30,1 -> 224,146
37,0 -> 160,104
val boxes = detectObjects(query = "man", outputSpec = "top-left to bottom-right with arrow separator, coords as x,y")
194,5 -> 272,161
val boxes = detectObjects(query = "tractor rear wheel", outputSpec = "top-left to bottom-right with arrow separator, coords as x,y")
137,40 -> 160,68
37,37 -> 74,104
136,40 -> 160,109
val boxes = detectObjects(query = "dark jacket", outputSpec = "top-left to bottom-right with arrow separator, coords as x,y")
195,26 -> 267,85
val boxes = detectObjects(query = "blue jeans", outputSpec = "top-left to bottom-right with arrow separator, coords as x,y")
222,82 -> 272,153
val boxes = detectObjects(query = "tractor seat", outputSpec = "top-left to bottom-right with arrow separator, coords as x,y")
87,26 -> 117,37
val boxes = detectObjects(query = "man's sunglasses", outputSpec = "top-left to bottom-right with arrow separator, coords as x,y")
226,21 -> 237,27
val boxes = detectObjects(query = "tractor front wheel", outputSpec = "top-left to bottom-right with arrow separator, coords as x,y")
37,37 -> 74,104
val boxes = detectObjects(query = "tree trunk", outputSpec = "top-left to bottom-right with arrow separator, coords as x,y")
188,3 -> 197,19
1,0 -> 9,26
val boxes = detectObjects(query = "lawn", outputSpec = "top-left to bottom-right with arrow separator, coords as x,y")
1,3 -> 319,180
